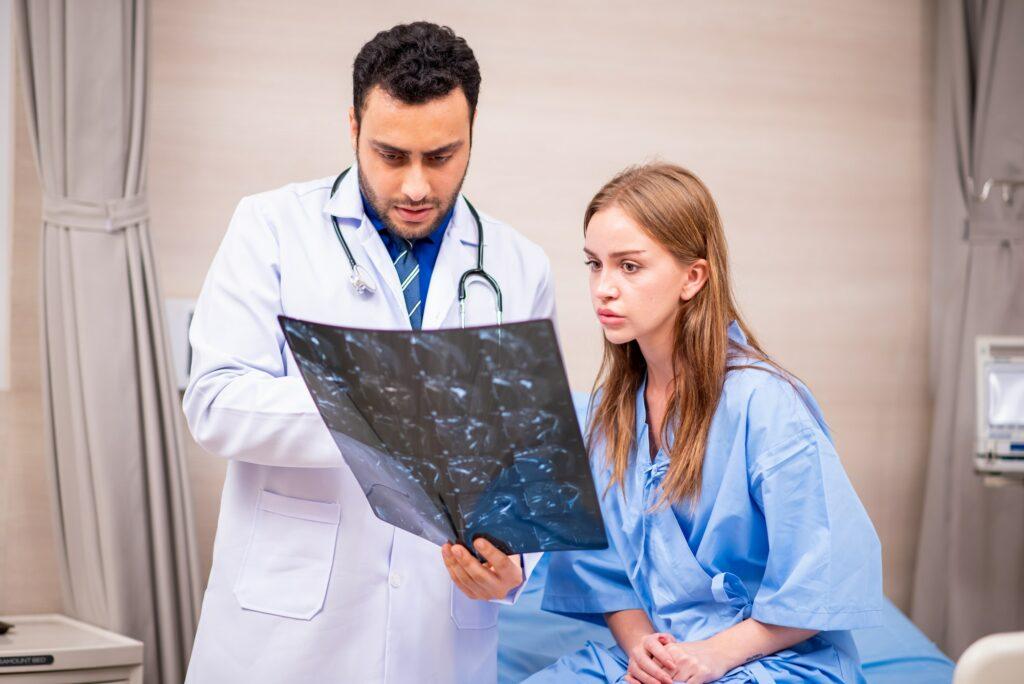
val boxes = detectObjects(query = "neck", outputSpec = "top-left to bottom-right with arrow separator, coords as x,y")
637,326 -> 676,396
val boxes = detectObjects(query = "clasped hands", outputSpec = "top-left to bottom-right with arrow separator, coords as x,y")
625,632 -> 731,684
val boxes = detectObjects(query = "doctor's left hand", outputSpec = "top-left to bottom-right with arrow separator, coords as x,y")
441,538 -> 523,600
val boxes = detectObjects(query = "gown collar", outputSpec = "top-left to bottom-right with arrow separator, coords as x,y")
635,319 -> 744,479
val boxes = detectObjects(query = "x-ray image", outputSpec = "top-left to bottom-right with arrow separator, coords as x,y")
279,316 -> 608,556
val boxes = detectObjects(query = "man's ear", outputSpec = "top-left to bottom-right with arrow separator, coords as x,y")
681,259 -> 710,301
466,107 -> 478,146
348,105 -> 359,152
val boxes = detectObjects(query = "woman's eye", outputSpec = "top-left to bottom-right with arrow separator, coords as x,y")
584,259 -> 600,271
622,262 -> 639,273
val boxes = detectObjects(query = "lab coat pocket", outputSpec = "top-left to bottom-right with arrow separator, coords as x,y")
450,584 -> 500,630
234,490 -> 341,620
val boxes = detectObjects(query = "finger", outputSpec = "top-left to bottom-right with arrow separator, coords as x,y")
474,540 -> 523,588
444,546 -> 485,599
441,546 -> 474,598
624,676 -> 640,684
630,648 -> 672,684
454,544 -> 501,591
636,650 -> 674,684
473,538 -> 517,575
644,638 -> 677,673
441,543 -> 457,576
627,659 -> 663,684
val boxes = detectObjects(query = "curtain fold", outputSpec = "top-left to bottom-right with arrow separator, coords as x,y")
912,0 -> 1024,658
14,1 -> 201,681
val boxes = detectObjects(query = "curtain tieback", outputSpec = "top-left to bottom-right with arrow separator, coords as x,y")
42,194 -> 149,233
964,218 -> 1024,243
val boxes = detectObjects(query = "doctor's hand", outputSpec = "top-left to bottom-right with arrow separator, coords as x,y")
441,539 -> 523,601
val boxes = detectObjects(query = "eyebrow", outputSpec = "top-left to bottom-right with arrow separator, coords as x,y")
370,140 -> 464,156
583,248 -> 647,258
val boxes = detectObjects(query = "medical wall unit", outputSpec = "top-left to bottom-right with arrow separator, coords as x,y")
976,336 -> 1024,482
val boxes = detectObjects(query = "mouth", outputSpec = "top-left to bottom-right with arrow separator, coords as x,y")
394,205 -> 436,223
597,309 -> 626,326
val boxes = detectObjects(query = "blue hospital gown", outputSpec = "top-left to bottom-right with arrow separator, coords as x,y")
528,323 -> 883,683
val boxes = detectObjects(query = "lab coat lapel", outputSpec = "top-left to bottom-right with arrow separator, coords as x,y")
358,220 -> 410,329
422,196 -> 480,330
323,165 -> 409,329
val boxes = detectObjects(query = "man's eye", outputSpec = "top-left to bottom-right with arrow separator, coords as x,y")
430,155 -> 452,164
380,152 -> 403,161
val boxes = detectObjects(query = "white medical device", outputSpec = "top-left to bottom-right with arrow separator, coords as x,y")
976,336 -> 1024,481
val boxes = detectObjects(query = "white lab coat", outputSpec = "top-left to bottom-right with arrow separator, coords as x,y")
182,166 -> 555,684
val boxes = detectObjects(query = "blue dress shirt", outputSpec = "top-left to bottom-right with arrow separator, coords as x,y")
361,192 -> 454,305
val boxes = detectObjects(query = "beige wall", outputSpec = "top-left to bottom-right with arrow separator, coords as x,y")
0,73 -> 60,615
2,0 -> 933,617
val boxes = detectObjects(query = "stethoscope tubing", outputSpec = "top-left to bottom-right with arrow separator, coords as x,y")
328,168 -> 502,326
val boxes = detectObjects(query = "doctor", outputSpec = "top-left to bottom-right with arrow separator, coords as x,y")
183,22 -> 554,683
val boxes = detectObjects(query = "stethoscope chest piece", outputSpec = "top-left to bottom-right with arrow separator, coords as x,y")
349,263 -> 377,295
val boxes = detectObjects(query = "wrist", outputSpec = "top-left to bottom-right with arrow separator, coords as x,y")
701,634 -> 742,675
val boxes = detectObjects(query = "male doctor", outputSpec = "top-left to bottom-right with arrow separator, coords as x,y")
183,22 -> 554,683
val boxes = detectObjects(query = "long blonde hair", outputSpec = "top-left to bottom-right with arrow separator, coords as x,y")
585,163 -> 788,505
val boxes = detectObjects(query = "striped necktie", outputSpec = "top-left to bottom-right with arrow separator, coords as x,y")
393,237 -> 423,329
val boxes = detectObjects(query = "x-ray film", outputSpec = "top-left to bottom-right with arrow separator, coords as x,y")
279,316 -> 608,556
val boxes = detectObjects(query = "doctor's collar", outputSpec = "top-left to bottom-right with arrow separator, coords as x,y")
323,164 -> 364,223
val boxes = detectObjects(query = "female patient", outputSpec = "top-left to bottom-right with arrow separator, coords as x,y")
527,163 -> 882,684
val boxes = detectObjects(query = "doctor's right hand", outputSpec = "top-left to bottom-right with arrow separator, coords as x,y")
441,538 -> 523,600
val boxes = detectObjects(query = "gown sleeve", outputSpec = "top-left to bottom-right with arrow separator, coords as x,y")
745,374 -> 884,631
541,535 -> 645,627
540,392 -> 644,626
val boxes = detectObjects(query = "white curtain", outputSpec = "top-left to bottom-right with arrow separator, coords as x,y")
14,1 -> 201,681
911,0 -> 1024,658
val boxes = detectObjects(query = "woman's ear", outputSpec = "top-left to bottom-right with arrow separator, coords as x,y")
680,259 -> 709,301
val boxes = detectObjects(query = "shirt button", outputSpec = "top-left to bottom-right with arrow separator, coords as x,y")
389,573 -> 402,588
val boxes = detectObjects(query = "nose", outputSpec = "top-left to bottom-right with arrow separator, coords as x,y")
401,164 -> 429,204
593,269 -> 618,301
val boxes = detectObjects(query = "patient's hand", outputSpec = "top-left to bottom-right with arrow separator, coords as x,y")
441,538 -> 523,601
670,640 -> 730,683
625,637 -> 729,684
625,632 -> 678,684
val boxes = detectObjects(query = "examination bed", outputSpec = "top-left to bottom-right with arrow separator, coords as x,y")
498,555 -> 954,683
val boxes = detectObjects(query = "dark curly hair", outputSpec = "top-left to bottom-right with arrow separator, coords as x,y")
353,22 -> 481,124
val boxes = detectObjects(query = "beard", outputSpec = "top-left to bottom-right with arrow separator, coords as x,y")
357,155 -> 466,241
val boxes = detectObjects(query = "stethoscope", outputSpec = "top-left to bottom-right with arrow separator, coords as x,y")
329,168 -> 503,327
